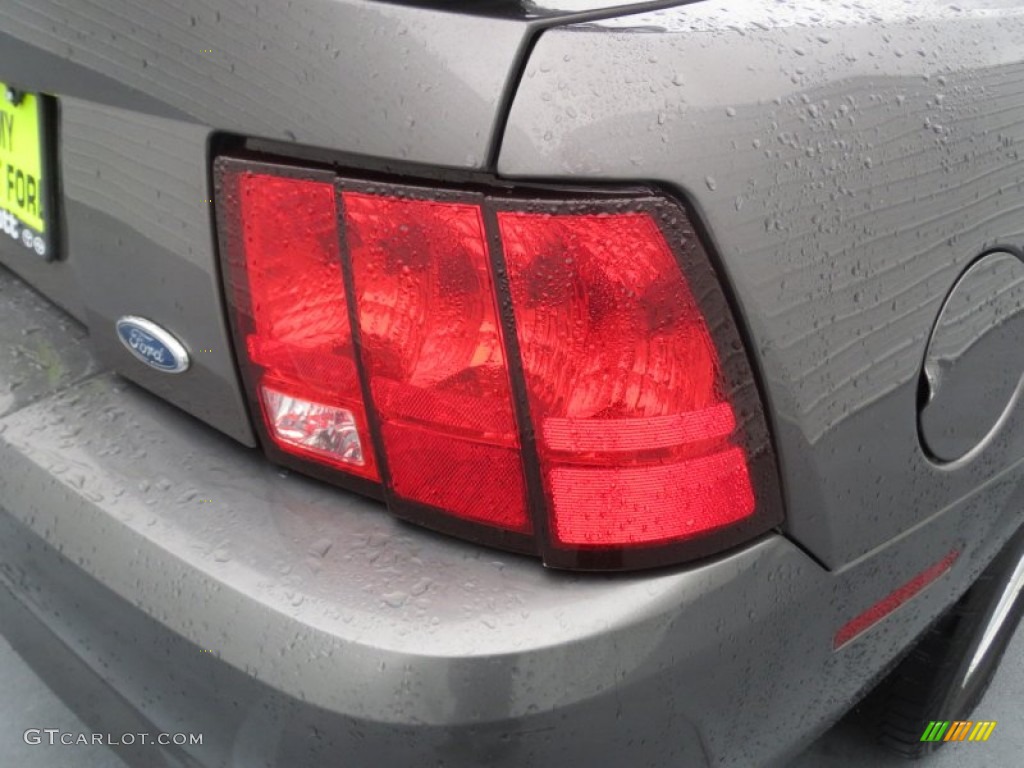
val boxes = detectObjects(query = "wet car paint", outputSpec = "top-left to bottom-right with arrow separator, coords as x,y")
1,0 -> 1023,765
0,255 -> 1014,767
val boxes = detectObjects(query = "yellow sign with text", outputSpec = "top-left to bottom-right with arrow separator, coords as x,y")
0,82 -> 45,235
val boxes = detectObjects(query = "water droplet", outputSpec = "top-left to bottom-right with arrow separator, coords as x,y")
308,538 -> 332,558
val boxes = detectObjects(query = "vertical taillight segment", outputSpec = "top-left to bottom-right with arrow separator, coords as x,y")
216,158 -> 782,570
222,170 -> 378,483
341,191 -> 531,535
498,210 -> 755,559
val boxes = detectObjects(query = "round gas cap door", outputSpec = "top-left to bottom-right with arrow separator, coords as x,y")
919,250 -> 1024,463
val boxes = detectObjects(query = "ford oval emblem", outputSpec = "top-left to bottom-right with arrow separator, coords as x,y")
115,316 -> 190,374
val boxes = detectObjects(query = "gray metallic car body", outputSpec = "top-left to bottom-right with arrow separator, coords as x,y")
1,0 -> 1023,766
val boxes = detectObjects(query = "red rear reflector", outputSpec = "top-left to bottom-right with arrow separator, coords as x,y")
834,550 -> 959,650
499,211 -> 755,548
343,192 -> 531,532
232,173 -> 378,480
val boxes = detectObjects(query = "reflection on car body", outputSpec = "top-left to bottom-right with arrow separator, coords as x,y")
1,0 -> 1024,766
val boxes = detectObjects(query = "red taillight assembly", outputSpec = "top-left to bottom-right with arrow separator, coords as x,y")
217,158 -> 782,570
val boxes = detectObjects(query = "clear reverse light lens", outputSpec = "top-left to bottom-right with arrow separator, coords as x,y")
260,385 -> 366,467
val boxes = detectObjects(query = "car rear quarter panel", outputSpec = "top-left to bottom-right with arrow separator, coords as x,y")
499,0 -> 1024,568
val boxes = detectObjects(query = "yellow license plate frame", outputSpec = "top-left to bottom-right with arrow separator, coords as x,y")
0,81 -> 55,259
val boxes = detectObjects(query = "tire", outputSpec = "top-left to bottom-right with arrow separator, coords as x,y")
867,525 -> 1024,758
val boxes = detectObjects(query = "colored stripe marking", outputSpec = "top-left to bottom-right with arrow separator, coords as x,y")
835,550 -> 959,649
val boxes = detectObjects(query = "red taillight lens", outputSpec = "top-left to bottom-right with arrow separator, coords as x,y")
499,212 -> 754,548
217,158 -> 781,570
228,172 -> 378,480
342,192 -> 530,533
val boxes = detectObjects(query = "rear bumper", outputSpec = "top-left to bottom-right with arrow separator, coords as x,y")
0,263 -> 999,768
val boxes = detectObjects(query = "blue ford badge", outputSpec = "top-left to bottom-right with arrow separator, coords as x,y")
115,316 -> 190,373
